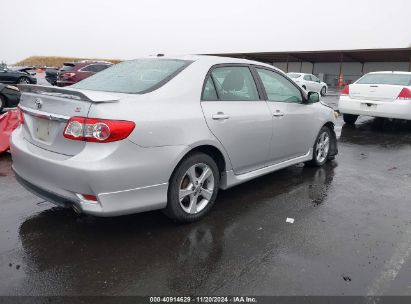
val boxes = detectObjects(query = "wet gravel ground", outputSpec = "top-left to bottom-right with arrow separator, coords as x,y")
0,95 -> 411,296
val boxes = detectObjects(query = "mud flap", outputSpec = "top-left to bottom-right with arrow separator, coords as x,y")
328,128 -> 338,158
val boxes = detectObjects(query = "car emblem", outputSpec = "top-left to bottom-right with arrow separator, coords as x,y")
34,98 -> 43,109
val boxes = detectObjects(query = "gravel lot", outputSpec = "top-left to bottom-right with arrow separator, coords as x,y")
0,93 -> 410,296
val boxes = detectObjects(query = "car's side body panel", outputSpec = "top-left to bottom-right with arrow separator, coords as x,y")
11,55 -> 337,217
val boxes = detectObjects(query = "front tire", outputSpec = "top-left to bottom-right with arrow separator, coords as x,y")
343,114 -> 358,125
320,86 -> 327,96
164,153 -> 220,223
306,126 -> 332,167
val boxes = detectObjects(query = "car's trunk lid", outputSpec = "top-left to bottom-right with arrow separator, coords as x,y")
17,85 -> 119,156
349,84 -> 404,102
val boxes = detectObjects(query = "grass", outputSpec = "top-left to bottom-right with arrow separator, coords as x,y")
14,56 -> 122,68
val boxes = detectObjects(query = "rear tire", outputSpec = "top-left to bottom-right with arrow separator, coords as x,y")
343,114 -> 358,125
306,126 -> 332,167
164,153 -> 220,223
320,86 -> 327,96
17,77 -> 30,84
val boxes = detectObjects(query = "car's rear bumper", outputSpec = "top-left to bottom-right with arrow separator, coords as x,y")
10,126 -> 188,216
339,96 -> 411,120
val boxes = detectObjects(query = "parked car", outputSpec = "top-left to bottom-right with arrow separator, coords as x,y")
0,67 -> 37,85
338,71 -> 411,124
45,68 -> 59,86
0,84 -> 21,112
287,72 -> 328,96
11,55 -> 338,222
56,61 -> 113,87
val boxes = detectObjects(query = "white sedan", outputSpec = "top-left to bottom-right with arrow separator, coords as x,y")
287,73 -> 328,96
338,71 -> 411,124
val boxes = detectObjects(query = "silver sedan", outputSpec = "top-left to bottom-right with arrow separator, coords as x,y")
11,55 -> 338,222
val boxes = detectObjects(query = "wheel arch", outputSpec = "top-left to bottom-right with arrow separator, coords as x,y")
169,143 -> 231,182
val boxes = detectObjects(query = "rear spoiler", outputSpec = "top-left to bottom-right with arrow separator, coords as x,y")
17,84 -> 120,103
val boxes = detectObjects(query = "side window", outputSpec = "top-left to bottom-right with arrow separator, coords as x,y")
303,75 -> 311,81
95,64 -> 110,72
211,66 -> 259,101
256,68 -> 302,103
202,77 -> 218,100
311,75 -> 319,82
81,65 -> 97,72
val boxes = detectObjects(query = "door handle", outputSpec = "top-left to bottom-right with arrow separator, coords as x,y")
272,111 -> 284,117
212,112 -> 230,120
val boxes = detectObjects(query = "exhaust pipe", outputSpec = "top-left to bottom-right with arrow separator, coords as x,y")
72,204 -> 82,214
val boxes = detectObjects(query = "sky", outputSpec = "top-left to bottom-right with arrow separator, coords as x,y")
1,0 -> 411,64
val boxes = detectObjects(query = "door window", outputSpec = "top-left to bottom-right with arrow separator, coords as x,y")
81,65 -> 99,72
202,77 -> 218,100
94,64 -> 111,72
256,68 -> 302,103
303,75 -> 311,81
210,66 -> 259,101
311,75 -> 320,82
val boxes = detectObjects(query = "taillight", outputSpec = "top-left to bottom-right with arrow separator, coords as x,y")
82,194 -> 97,201
397,88 -> 411,100
341,85 -> 350,95
17,107 -> 24,124
63,117 -> 135,143
64,72 -> 76,78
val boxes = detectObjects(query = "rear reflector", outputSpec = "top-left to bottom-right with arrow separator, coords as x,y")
64,117 -> 135,143
341,85 -> 350,96
397,88 -> 411,100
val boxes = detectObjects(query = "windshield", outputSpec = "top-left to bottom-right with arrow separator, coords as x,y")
287,73 -> 301,79
72,59 -> 192,94
356,73 -> 411,86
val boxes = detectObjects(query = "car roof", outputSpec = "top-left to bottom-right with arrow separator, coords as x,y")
63,61 -> 113,66
366,71 -> 411,75
137,54 -> 282,71
287,72 -> 306,76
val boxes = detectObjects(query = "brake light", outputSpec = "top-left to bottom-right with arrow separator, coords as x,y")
82,194 -> 97,201
64,72 -> 76,78
341,85 -> 350,95
63,117 -> 135,143
397,88 -> 411,100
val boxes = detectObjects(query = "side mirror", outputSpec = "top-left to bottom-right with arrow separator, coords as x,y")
307,91 -> 320,103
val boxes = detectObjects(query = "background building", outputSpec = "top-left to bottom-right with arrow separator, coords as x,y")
211,48 -> 411,88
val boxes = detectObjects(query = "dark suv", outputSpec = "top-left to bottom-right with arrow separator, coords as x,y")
56,61 -> 113,87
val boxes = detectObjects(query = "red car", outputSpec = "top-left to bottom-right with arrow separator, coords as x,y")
56,61 -> 113,87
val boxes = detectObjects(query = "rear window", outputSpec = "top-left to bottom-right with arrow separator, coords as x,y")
60,64 -> 75,72
72,59 -> 192,94
287,73 -> 301,79
356,73 -> 411,86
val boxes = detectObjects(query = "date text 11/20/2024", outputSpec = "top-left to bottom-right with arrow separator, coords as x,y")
149,296 -> 258,303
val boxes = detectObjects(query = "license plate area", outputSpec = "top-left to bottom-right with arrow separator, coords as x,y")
360,103 -> 377,110
34,118 -> 51,142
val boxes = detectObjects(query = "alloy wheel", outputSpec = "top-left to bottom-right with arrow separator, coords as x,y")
179,163 -> 215,214
315,131 -> 330,163
18,78 -> 30,84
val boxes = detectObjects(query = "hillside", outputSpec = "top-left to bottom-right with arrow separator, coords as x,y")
14,56 -> 122,67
